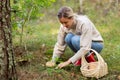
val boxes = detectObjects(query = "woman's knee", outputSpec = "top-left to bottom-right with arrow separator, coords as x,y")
71,36 -> 80,50
65,33 -> 74,44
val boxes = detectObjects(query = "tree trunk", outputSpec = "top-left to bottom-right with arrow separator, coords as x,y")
79,0 -> 83,14
78,0 -> 84,14
0,0 -> 17,80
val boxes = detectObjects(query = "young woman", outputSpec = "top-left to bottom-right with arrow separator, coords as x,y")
46,6 -> 104,68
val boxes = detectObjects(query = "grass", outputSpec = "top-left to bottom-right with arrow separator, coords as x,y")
14,17 -> 120,80
13,1 -> 120,80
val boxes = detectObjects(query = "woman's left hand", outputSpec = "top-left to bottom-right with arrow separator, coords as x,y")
57,60 -> 71,69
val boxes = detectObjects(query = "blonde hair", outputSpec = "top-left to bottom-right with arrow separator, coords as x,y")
57,6 -> 74,19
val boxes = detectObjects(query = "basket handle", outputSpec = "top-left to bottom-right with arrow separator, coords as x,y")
90,49 -> 105,62
81,49 -> 105,65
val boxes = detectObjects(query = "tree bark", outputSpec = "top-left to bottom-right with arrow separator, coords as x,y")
79,0 -> 83,14
0,0 -> 17,80
77,0 -> 84,14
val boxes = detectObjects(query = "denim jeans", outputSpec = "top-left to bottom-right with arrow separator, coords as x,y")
65,33 -> 104,53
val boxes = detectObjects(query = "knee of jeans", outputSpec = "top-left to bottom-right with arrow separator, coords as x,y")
71,36 -> 80,47
65,33 -> 73,44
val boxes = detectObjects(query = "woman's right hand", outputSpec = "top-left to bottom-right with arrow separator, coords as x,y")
46,61 -> 56,67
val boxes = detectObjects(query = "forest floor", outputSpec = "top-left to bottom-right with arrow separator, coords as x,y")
14,46 -> 120,80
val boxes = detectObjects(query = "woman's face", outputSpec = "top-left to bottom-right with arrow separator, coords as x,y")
59,17 -> 74,29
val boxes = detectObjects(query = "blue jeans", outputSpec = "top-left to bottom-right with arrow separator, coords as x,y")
65,33 -> 104,53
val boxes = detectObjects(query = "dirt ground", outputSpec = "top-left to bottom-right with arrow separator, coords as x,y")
14,46 -> 83,80
14,46 -> 120,80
